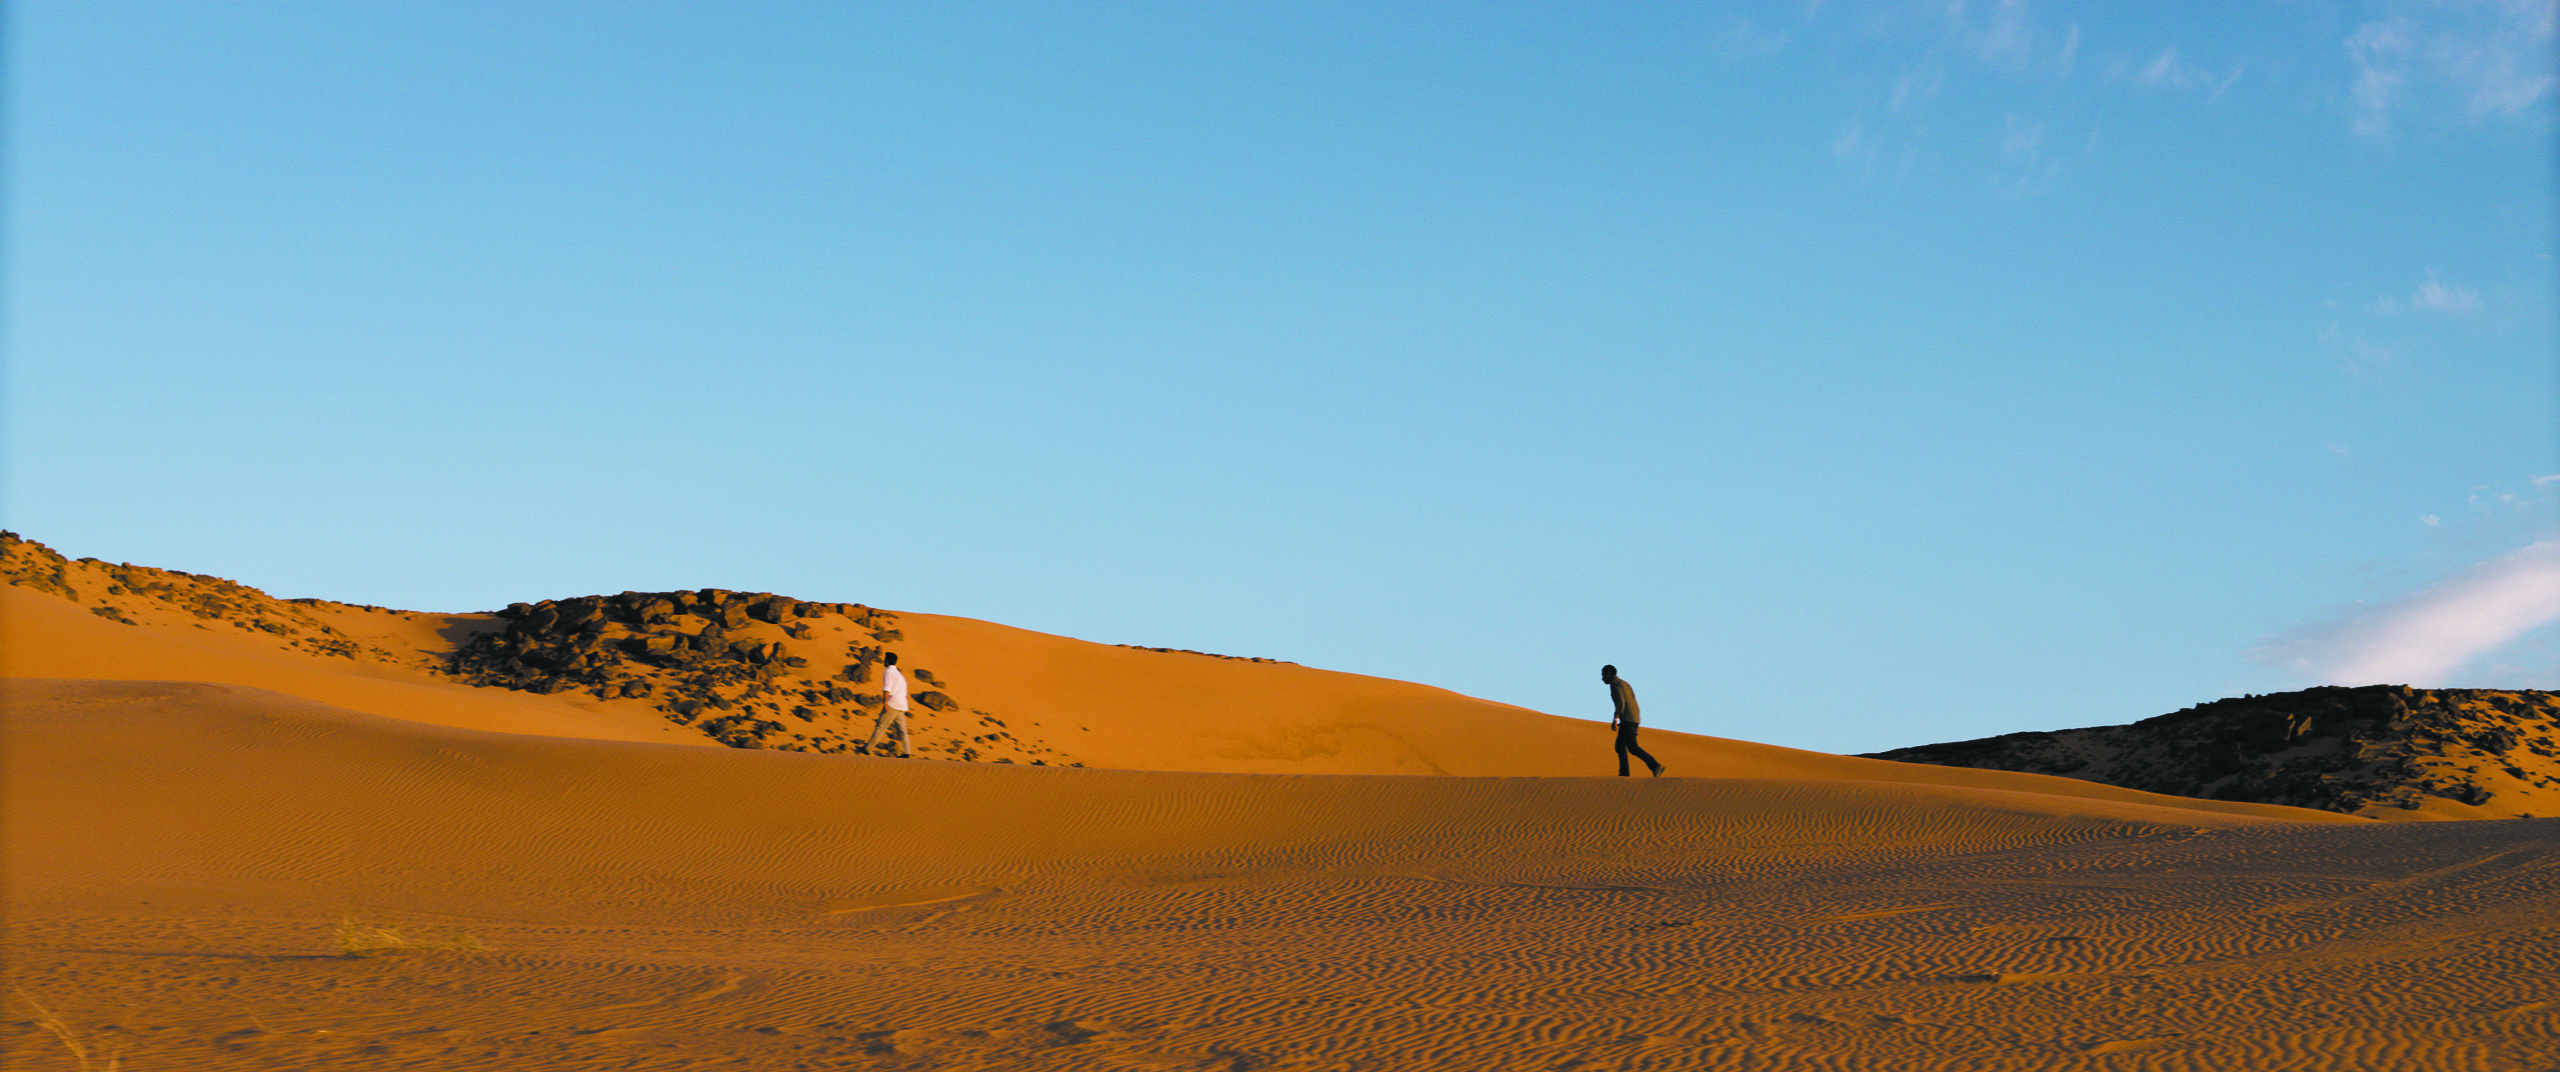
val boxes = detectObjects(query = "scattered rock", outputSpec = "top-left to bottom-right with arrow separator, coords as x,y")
1113,643 -> 1295,665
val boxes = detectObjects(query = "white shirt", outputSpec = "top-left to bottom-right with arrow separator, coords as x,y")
883,665 -> 909,712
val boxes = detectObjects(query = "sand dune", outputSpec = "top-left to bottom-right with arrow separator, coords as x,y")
8,536 -> 2557,1068
10,679 -> 2556,1070
0,537 -> 2368,818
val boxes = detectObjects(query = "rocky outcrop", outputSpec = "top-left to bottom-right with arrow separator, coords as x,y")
441,588 -> 1080,765
1862,685 -> 2560,818
449,591 -> 867,745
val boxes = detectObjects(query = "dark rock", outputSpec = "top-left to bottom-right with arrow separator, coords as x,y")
1862,685 -> 2559,818
914,691 -> 957,712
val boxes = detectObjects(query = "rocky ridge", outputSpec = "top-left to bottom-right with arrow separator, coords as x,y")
1862,685 -> 2560,819
1,531 -> 398,662
1,533 -> 1074,765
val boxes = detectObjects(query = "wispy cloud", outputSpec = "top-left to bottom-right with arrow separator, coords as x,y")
1890,66 -> 1946,114
2350,19 -> 2418,138
2372,270 -> 2485,315
2348,0 -> 2557,140
1991,114 -> 2059,194
2262,539 -> 2560,685
2411,271 -> 2483,313
2136,47 -> 2211,90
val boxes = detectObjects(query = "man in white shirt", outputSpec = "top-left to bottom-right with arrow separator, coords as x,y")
864,651 -> 914,758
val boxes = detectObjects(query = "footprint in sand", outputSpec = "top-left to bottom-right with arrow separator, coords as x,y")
2078,1035 -> 2190,1055
823,885 -> 993,912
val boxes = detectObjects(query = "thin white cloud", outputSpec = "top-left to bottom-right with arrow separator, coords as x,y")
1999,115 -> 2044,156
2264,539 -> 2560,685
2348,0 -> 2557,140
2342,334 -> 2394,378
1992,114 -> 2059,195
2137,47 -> 2212,90
1890,66 -> 1946,113
2411,271 -> 2483,313
1832,119 -> 1870,161
2444,0 -> 2559,115
2350,18 -> 2416,138
1977,0 -> 2035,70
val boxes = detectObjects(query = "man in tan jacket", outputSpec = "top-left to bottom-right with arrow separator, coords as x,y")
1604,664 -> 1664,777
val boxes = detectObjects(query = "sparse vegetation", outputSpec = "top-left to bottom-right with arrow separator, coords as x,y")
334,917 -> 488,958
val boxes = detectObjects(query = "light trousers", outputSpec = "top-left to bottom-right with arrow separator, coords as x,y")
865,706 -> 912,757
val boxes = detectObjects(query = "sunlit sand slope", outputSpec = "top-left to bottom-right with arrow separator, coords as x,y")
1,556 -> 2374,816
13,680 -> 2553,1071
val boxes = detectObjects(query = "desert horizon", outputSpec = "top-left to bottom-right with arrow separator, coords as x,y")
7,534 -> 2557,1070
10,5 -> 2553,1068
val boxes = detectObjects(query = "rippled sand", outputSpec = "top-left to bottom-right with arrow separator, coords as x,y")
8,680 -> 2553,1071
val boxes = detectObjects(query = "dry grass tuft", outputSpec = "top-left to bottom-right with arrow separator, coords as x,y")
334,916 -> 489,958
14,991 -> 121,1072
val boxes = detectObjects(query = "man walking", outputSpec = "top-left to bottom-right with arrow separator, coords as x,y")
864,651 -> 914,758
1604,664 -> 1664,777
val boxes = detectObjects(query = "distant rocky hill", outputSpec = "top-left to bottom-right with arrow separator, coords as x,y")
1,531 -> 399,661
1862,685 -> 2560,820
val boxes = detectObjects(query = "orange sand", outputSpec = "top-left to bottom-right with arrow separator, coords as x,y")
6,572 -> 2558,1069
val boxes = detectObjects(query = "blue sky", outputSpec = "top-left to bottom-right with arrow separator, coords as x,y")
7,1 -> 2554,753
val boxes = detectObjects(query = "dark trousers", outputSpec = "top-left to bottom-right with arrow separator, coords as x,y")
1615,722 -> 1660,776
